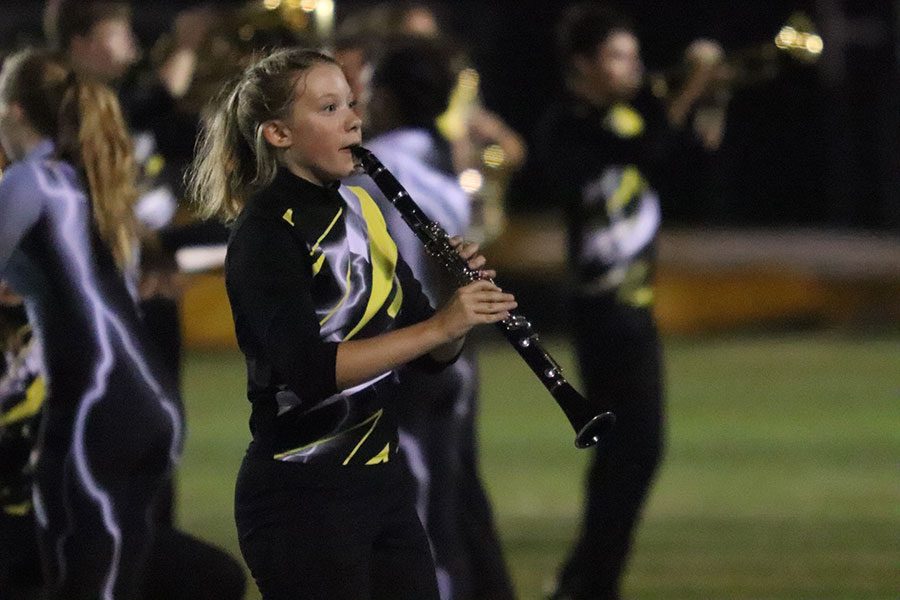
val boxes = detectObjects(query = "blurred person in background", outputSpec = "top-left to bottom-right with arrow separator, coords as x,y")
334,1 -> 526,242
43,0 -> 219,407
43,0 -> 215,192
43,0 -> 213,530
1,11 -> 245,598
0,282 -> 247,600
0,47 -> 182,599
523,4 -> 726,599
356,35 -> 517,600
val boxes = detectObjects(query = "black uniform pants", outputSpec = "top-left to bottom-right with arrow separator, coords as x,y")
396,352 -> 516,600
235,456 -> 440,600
556,300 -> 665,600
0,510 -> 246,600
33,371 -> 179,600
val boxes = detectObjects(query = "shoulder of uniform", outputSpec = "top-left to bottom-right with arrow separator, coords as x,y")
0,160 -> 39,193
243,185 -> 298,227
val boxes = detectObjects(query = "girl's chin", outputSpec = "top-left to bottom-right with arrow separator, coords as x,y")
324,167 -> 356,183
339,157 -> 358,176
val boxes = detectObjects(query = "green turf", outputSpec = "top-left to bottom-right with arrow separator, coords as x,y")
177,332 -> 900,599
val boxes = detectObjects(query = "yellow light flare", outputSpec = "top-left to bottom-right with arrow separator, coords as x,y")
458,169 -> 484,194
805,34 -> 824,55
482,144 -> 506,169
315,0 -> 335,35
775,26 -> 798,49
263,0 -> 281,10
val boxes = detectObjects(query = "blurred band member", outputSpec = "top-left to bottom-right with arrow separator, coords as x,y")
526,4 -> 724,599
357,36 -> 517,600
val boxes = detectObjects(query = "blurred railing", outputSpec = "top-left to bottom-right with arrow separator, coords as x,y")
178,217 -> 899,349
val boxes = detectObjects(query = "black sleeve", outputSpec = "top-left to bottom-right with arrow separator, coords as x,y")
226,216 -> 338,404
629,91 -> 710,193
533,110 -> 594,212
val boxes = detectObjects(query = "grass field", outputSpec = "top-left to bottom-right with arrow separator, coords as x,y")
177,332 -> 900,600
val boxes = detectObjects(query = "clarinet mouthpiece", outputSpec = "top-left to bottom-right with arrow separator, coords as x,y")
350,145 -> 369,161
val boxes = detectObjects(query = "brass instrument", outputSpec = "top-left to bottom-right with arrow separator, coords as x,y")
149,1 -> 334,116
437,67 -> 524,246
648,11 -> 824,100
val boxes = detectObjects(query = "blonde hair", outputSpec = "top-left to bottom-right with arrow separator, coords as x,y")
0,49 -> 137,269
61,80 -> 138,267
187,48 -> 337,222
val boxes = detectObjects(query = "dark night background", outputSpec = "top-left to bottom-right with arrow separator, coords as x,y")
1,0 -> 898,231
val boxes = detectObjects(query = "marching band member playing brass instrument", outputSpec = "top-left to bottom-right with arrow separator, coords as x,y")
333,1 -> 527,245
521,4 -> 726,599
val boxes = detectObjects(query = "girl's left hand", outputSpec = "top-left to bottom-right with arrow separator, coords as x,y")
448,236 -> 496,280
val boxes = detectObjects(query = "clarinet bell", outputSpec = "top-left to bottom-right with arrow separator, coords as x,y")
574,411 -> 617,449
552,382 -> 616,449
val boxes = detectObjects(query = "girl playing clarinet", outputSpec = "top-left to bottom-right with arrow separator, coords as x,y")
187,47 -> 516,599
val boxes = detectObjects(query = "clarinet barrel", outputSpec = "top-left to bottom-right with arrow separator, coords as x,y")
352,146 -> 615,448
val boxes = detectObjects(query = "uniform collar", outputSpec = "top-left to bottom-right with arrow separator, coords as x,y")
253,166 -> 342,214
272,167 -> 340,196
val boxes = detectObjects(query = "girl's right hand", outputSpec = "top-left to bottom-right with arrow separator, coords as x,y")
432,280 -> 517,341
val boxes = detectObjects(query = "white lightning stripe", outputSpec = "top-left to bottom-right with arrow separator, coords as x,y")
398,428 -> 429,523
34,163 -> 182,599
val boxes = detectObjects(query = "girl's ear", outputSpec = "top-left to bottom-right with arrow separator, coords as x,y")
261,119 -> 292,148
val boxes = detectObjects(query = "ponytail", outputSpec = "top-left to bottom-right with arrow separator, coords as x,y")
187,80 -> 256,222
58,78 -> 138,270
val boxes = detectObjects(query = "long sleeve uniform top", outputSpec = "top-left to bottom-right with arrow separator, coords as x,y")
531,97 -> 677,309
225,168 -> 440,465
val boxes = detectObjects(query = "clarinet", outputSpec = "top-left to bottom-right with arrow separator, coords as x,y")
352,146 -> 615,448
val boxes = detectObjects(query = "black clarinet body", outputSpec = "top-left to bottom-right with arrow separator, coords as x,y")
352,146 -> 615,448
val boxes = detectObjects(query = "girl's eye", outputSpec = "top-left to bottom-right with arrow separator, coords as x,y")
324,104 -> 336,112
348,100 -> 358,109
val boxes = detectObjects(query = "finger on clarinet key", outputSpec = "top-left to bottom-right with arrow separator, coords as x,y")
452,238 -> 478,258
467,255 -> 487,270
